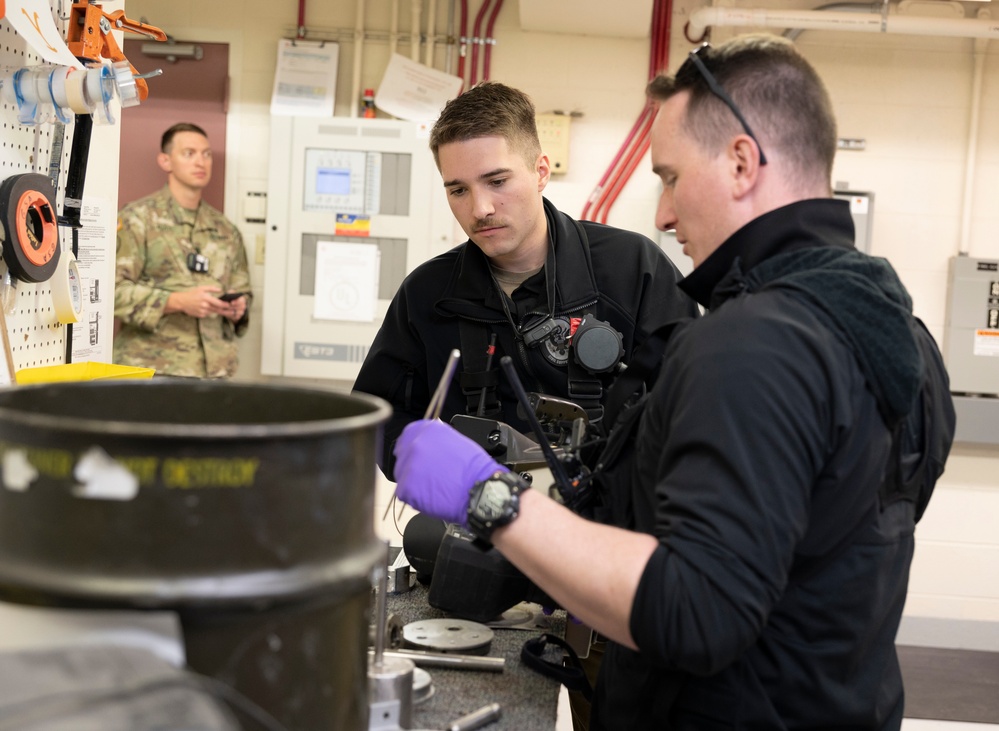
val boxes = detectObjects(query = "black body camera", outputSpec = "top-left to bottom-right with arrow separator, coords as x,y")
186,251 -> 209,273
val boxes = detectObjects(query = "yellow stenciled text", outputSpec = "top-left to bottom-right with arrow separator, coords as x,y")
161,457 -> 261,489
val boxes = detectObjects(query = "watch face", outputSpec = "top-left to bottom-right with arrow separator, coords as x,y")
473,479 -> 513,522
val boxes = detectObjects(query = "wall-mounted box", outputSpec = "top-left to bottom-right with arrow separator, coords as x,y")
537,113 -> 571,174
943,256 -> 999,397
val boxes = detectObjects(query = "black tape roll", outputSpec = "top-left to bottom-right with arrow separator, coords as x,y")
0,173 -> 61,283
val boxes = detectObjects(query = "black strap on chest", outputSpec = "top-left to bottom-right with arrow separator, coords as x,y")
567,353 -> 604,425
458,319 -> 502,418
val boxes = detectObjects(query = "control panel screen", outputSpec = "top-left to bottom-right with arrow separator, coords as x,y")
316,167 -> 351,196
304,148 -> 377,214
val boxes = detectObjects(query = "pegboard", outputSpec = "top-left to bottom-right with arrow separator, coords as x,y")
0,1 -> 75,373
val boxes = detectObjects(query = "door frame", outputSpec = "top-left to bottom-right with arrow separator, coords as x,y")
138,26 -> 245,225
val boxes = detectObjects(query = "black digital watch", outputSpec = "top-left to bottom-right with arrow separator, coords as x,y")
466,470 -> 529,546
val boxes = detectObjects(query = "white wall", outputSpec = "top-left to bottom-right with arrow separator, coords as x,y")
123,0 -> 999,638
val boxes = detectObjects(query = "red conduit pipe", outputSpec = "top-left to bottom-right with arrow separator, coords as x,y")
482,0 -> 504,81
457,0 -> 469,90
583,5 -> 660,222
470,0 -> 493,87
650,0 -> 668,75
588,97 -> 658,221
297,0 -> 306,38
598,115 -> 653,224
597,0 -> 671,222
596,108 -> 654,224
583,0 -> 673,222
580,107 -> 648,220
586,105 -> 652,222
581,0 -> 664,222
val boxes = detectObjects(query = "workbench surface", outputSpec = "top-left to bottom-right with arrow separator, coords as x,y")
386,583 -> 566,731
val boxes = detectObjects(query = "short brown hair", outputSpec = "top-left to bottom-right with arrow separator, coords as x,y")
429,82 -> 542,169
648,35 -> 836,192
161,122 -> 208,153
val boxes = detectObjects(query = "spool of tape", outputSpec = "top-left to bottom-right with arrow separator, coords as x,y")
0,173 -> 61,283
52,249 -> 84,324
64,69 -> 91,114
84,64 -> 115,124
45,68 -> 71,124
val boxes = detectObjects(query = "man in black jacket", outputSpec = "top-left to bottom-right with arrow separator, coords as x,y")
352,81 -> 697,480
390,35 -> 954,729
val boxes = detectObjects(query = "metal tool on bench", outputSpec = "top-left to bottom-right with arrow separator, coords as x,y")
369,543 -> 416,731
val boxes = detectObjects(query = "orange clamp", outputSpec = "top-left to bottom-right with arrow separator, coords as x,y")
66,1 -> 167,101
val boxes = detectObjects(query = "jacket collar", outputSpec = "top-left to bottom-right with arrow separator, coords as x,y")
678,198 -> 854,309
677,197 -> 921,423
447,197 -> 600,312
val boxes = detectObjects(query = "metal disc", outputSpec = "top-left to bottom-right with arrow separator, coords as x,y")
402,618 -> 494,654
412,667 -> 434,704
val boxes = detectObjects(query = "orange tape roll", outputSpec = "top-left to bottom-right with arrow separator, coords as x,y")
0,173 -> 61,283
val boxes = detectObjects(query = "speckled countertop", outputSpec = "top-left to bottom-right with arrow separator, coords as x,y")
385,583 -> 566,731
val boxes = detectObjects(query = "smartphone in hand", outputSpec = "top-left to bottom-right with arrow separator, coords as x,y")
219,292 -> 248,302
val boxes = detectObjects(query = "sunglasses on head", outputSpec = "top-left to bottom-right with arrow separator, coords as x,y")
683,44 -> 768,165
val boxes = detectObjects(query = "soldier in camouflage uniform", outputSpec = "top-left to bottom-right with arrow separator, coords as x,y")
115,123 -> 252,378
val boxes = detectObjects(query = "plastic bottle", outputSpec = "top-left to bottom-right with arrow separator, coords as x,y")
362,88 -> 376,118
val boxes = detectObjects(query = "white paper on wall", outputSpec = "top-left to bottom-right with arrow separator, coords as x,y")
374,54 -> 462,122
70,197 -> 114,363
312,241 -> 379,322
270,38 -> 338,117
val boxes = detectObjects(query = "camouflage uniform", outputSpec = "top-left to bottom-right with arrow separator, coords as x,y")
114,187 -> 253,378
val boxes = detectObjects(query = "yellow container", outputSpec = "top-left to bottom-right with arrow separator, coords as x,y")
15,362 -> 156,384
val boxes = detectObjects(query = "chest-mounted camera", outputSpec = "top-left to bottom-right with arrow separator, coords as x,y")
186,251 -> 209,274
572,315 -> 624,374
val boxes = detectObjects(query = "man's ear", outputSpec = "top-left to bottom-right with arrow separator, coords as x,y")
729,135 -> 763,199
156,152 -> 172,174
536,152 -> 552,192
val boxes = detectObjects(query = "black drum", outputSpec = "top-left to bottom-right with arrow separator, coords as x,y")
0,379 -> 390,731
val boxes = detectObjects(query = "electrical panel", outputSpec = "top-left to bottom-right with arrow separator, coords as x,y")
943,255 -> 999,396
833,190 -> 874,254
537,113 -> 571,174
262,117 -> 455,382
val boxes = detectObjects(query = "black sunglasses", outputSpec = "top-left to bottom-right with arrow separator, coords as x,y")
685,44 -> 768,166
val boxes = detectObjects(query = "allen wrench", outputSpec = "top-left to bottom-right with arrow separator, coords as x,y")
383,349 -> 461,525
424,348 -> 461,420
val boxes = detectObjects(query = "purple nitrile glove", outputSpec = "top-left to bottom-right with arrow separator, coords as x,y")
393,419 -> 508,527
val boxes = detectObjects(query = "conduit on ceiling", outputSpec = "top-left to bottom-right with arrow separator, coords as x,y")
687,4 -> 999,41
686,1 -> 992,257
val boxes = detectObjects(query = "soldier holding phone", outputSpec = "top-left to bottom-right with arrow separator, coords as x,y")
114,123 -> 253,378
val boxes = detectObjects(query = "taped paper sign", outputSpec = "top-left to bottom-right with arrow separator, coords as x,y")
4,0 -> 84,68
374,53 -> 462,122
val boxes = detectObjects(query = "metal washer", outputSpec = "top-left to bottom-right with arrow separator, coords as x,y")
402,618 -> 494,655
412,667 -> 434,704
